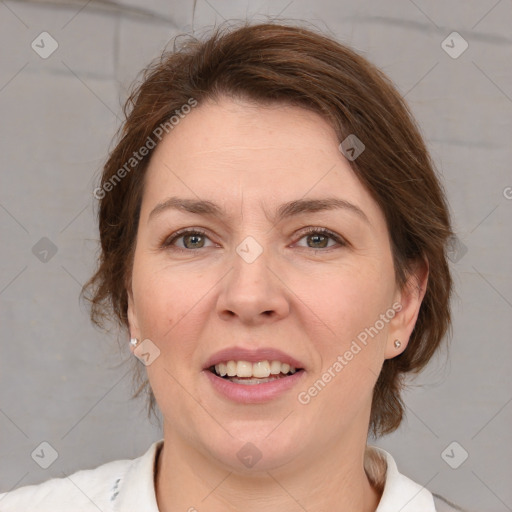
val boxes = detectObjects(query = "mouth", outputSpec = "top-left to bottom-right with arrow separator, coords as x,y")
202,347 -> 307,402
207,360 -> 305,385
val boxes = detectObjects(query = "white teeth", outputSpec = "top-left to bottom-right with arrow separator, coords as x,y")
213,360 -> 299,378
237,361 -> 253,377
229,376 -> 278,385
226,360 -> 237,377
252,361 -> 271,378
269,360 -> 282,375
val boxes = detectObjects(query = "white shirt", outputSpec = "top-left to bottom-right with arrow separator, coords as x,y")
0,441 -> 463,511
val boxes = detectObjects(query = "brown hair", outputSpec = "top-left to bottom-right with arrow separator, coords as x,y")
83,21 -> 453,437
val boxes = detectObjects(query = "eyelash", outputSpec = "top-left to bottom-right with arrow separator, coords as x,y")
161,227 -> 347,253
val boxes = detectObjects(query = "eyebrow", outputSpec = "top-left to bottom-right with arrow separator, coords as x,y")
148,196 -> 369,225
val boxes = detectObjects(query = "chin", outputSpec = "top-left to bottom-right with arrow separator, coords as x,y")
200,429 -> 300,473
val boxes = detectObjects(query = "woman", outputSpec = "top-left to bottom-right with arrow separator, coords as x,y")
0,22 -> 466,511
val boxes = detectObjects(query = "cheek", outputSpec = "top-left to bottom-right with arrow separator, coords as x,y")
306,259 -> 395,340
131,263 -> 210,418
299,261 -> 393,402
131,257 -> 205,339
131,258 -> 220,385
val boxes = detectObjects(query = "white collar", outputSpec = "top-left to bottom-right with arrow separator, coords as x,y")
367,445 -> 436,511
115,441 -> 435,511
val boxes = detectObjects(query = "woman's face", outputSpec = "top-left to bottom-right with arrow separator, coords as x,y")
128,96 -> 423,471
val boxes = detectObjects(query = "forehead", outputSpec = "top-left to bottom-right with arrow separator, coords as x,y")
151,97 -> 339,165
140,97 -> 384,227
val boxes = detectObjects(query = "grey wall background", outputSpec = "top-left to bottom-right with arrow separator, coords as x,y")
0,1 -> 511,510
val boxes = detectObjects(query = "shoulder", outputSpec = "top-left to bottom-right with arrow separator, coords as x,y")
0,441 -> 163,512
366,445 -> 468,512
0,458 -> 131,512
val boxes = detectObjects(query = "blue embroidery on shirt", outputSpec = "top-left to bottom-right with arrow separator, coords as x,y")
110,478 -> 122,501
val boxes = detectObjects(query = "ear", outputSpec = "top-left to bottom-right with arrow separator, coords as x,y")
127,286 -> 141,354
384,258 -> 429,359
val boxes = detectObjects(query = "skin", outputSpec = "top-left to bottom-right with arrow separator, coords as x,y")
127,96 -> 428,512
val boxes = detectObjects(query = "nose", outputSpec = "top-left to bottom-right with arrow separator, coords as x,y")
216,244 -> 290,325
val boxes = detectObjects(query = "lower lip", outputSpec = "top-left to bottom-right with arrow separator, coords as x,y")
203,369 -> 306,404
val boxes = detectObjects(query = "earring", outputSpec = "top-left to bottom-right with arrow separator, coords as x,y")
130,338 -> 139,347
394,339 -> 401,349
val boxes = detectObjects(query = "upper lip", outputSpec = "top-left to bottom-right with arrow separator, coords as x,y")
203,346 -> 306,370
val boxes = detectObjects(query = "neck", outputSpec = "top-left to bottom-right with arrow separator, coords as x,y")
155,428 -> 382,512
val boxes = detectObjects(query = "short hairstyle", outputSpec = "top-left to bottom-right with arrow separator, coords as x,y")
83,21 -> 453,437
